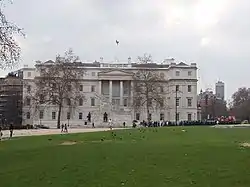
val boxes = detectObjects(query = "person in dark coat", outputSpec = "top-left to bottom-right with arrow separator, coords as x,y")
10,124 -> 14,138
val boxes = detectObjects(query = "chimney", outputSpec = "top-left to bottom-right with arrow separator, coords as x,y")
191,63 -> 196,67
100,57 -> 103,62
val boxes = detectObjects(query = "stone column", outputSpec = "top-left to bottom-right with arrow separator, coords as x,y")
130,81 -> 133,105
120,80 -> 123,106
98,80 -> 102,95
109,80 -> 112,103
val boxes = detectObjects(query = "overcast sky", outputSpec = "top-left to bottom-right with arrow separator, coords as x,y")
1,0 -> 250,99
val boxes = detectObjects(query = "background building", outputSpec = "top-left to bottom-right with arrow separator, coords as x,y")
0,73 -> 23,127
215,81 -> 225,100
20,58 -> 198,128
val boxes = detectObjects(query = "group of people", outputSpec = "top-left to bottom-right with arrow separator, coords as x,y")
61,124 -> 69,133
0,124 -> 14,140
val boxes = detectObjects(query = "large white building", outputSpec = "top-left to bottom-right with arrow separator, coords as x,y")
20,58 -> 198,128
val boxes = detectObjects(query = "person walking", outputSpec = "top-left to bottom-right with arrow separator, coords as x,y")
9,124 -> 13,138
108,119 -> 112,130
61,124 -> 64,133
0,126 -> 3,141
64,123 -> 68,133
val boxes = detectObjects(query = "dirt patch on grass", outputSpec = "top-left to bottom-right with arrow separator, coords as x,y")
240,142 -> 250,148
60,141 -> 77,146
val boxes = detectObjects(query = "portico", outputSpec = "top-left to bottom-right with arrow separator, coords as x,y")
98,70 -> 134,107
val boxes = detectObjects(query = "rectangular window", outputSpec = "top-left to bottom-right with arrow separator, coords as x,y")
160,113 -> 164,120
39,111 -> 44,119
123,98 -> 128,107
136,113 -> 140,121
91,72 -> 96,76
176,71 -> 180,76
188,98 -> 192,107
67,85 -> 71,91
27,85 -> 31,92
26,98 -> 31,106
67,112 -> 70,120
52,112 -> 56,120
67,98 -> 71,106
176,98 -> 180,107
149,113 -> 152,121
26,112 -> 30,119
188,113 -> 192,121
79,85 -> 83,91
188,85 -> 192,93
27,72 -> 31,77
160,86 -> 164,93
91,98 -> 95,106
176,85 -> 179,91
79,112 -> 83,120
188,71 -> 192,76
79,98 -> 83,106
91,85 -> 96,92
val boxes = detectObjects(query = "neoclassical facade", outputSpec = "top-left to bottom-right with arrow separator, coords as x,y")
20,59 -> 198,128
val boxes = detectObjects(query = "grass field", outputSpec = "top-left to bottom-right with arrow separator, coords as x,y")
1,127 -> 250,187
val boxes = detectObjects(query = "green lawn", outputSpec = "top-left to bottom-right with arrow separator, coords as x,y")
1,127 -> 250,187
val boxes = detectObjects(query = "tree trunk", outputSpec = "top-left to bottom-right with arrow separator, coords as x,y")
57,103 -> 62,129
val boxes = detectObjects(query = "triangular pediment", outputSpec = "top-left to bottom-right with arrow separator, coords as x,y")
98,70 -> 134,76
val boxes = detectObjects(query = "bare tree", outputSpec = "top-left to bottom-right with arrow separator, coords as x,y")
0,1 -> 24,69
133,54 -> 166,121
30,49 -> 85,128
230,87 -> 250,121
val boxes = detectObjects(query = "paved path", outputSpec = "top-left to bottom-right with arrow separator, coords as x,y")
212,124 -> 250,128
1,128 -> 123,138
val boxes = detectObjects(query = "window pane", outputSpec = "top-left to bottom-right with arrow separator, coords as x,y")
136,113 -> 140,120
26,112 -> 30,119
188,114 -> 192,121
67,98 -> 71,106
176,85 -> 179,91
160,113 -> 164,120
67,112 -> 70,120
79,98 -> 83,106
39,111 -> 44,119
188,98 -> 192,107
91,98 -> 95,106
80,85 -> 83,91
79,112 -> 83,119
188,85 -> 192,92
52,112 -> 56,120
91,85 -> 95,92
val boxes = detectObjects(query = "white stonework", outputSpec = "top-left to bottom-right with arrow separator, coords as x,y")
20,60 -> 198,128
